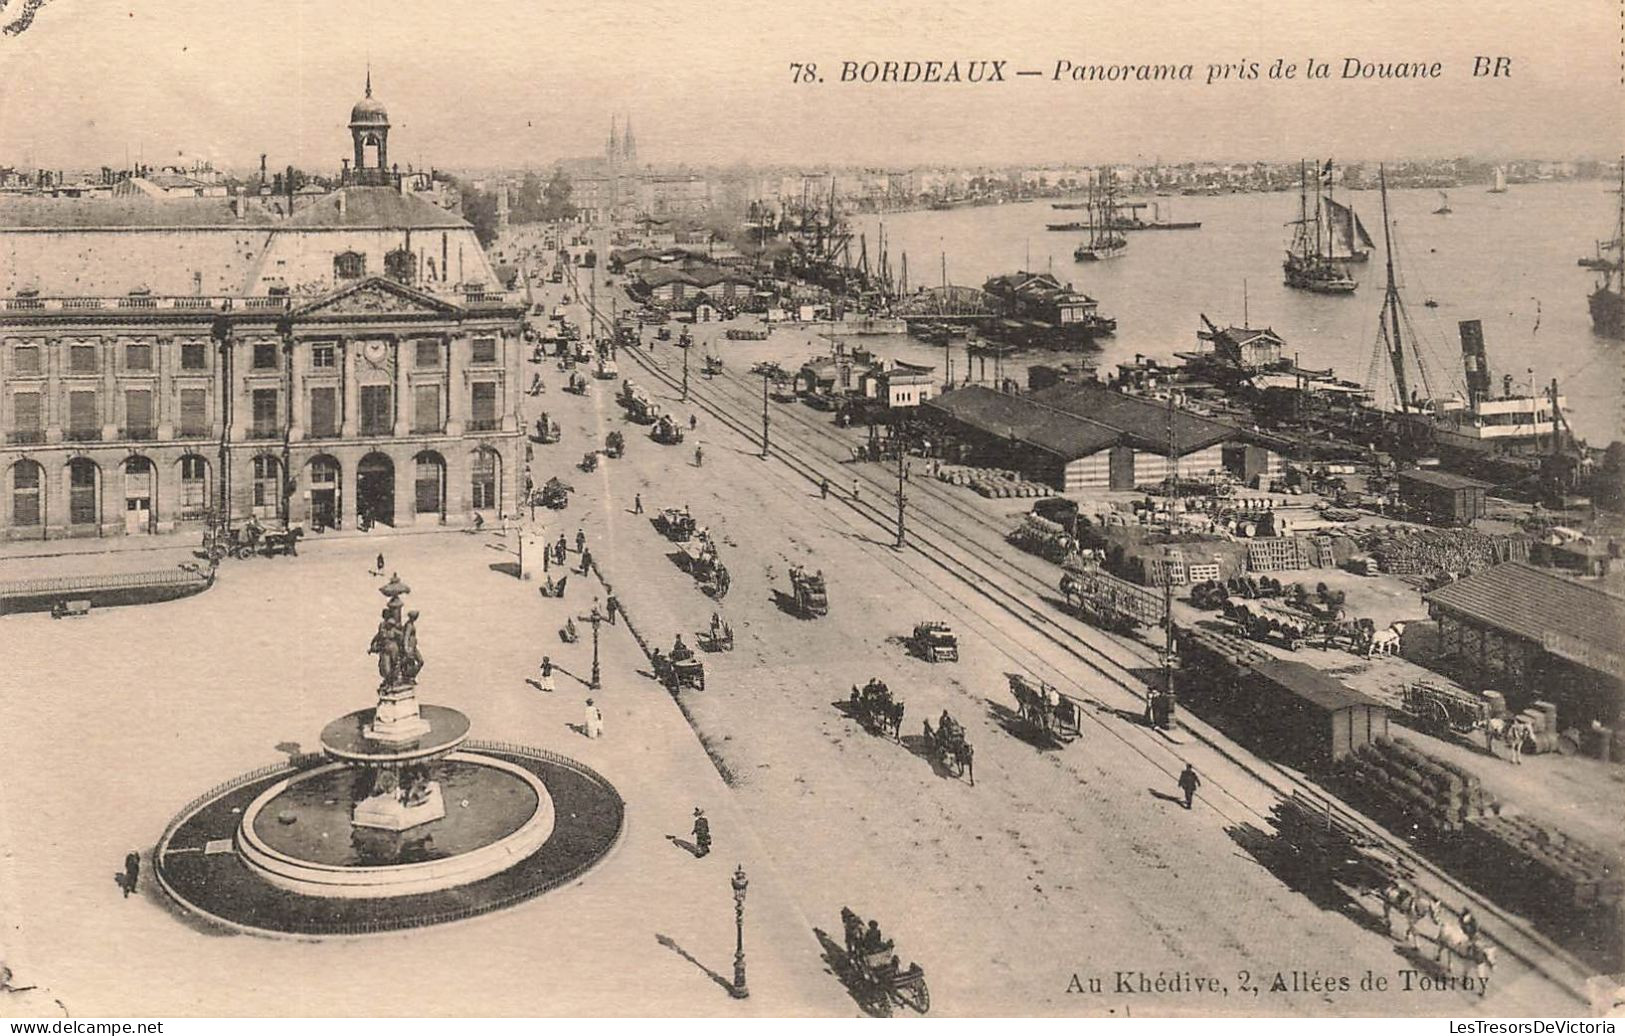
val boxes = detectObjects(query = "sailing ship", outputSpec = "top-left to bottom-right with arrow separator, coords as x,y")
1282,159 -> 1358,294
1074,177 -> 1127,261
1432,191 -> 1452,215
1487,166 -> 1508,194
1324,194 -> 1374,262
1590,164 -> 1625,339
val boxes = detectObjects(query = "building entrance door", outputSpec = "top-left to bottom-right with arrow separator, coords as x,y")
124,457 -> 155,534
356,453 -> 395,527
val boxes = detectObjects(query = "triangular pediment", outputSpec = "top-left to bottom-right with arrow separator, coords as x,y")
292,277 -> 462,319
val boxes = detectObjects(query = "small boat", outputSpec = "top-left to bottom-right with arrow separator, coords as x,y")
1432,191 -> 1452,215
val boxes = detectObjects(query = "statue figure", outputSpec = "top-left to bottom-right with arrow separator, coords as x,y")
399,610 -> 424,684
369,607 -> 403,688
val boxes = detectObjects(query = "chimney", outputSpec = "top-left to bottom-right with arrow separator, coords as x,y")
232,191 -> 244,219
337,192 -> 347,218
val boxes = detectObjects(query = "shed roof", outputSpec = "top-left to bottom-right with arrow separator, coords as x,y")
1398,468 -> 1492,491
923,386 -> 1119,460
1425,562 -> 1625,679
1249,656 -> 1386,713
1030,382 -> 1242,453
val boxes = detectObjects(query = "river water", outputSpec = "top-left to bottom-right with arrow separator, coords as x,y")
855,182 -> 1622,444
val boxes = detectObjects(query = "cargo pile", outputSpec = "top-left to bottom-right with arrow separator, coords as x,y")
1461,814 -> 1623,911
937,465 -> 1053,499
1362,527 -> 1531,577
1340,735 -> 1498,835
1007,513 -> 1080,565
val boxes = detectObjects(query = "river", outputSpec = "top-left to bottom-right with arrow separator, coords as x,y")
854,182 -> 1622,444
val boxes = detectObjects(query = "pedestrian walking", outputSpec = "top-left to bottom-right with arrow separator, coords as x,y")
539,656 -> 556,693
584,698 -> 603,739
606,591 -> 620,625
555,534 -> 568,561
579,547 -> 593,575
852,479 -> 861,502
691,808 -> 711,857
374,552 -> 385,576
633,493 -> 644,514
575,528 -> 586,554
1177,763 -> 1201,810
123,851 -> 140,898
820,478 -> 829,500
694,445 -> 704,467
689,414 -> 697,431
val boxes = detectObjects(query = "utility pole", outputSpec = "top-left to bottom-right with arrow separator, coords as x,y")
895,443 -> 907,549
682,338 -> 690,402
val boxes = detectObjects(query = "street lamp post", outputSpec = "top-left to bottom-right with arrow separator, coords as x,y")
579,599 -> 607,690
730,865 -> 750,999
895,444 -> 907,549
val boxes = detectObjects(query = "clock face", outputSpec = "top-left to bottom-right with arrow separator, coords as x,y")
364,341 -> 389,366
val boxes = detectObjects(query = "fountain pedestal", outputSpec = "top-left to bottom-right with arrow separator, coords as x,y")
365,683 -> 433,743
353,778 -> 445,831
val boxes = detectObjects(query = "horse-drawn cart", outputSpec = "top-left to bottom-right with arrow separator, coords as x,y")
839,908 -> 929,1014
922,710 -> 975,784
654,507 -> 696,542
849,678 -> 904,739
652,650 -> 705,692
789,566 -> 828,618
1401,681 -> 1492,739
1008,673 -> 1081,743
698,613 -> 734,652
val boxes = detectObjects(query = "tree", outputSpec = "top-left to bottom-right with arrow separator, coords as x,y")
541,168 -> 576,221
451,178 -> 500,248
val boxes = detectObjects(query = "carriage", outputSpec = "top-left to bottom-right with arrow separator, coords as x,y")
260,527 -> 304,557
679,533 -> 731,599
849,678 -> 905,739
698,613 -> 735,652
652,650 -> 706,692
908,621 -> 958,663
922,711 -> 974,783
701,355 -> 725,377
594,356 -> 619,379
208,522 -> 302,560
838,908 -> 930,1014
538,477 -> 572,510
654,506 -> 697,542
789,566 -> 828,618
604,431 -> 625,459
1008,673 -> 1081,743
565,371 -> 590,395
1401,681 -> 1493,739
579,451 -> 599,473
651,414 -> 685,444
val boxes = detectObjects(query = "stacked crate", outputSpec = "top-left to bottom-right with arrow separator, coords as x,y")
1246,536 -> 1311,573
1340,736 -> 1497,835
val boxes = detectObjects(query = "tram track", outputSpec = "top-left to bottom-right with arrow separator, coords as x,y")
563,273 -> 1596,1006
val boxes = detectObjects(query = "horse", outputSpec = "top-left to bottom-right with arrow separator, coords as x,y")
1365,625 -> 1403,658
924,717 -> 975,786
1434,914 -> 1495,992
1376,879 -> 1435,948
1482,716 -> 1533,764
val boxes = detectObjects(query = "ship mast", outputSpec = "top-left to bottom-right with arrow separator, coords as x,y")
1378,165 -> 1411,413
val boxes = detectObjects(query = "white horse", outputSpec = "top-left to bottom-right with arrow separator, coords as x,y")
1365,627 -> 1403,658
1434,913 -> 1496,993
1482,717 -> 1534,764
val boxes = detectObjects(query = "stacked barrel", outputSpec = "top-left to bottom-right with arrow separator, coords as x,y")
1340,735 -> 1498,835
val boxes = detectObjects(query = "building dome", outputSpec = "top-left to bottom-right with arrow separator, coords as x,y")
350,95 -> 389,127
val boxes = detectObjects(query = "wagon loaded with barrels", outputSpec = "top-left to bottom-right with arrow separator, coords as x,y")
907,621 -> 958,663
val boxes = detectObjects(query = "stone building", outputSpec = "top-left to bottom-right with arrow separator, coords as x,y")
0,80 -> 525,541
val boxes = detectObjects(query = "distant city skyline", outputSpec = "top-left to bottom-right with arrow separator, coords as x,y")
0,0 -> 1619,171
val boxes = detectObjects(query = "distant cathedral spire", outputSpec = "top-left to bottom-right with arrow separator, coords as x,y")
366,63 -> 372,99
622,113 -> 636,163
607,114 -> 619,163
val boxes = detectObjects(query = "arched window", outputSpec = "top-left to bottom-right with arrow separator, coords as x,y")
11,460 -> 42,527
334,251 -> 366,280
470,449 -> 499,510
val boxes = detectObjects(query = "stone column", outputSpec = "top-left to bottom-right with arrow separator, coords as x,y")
393,335 -> 410,437
45,334 -> 62,445
100,454 -> 123,537
444,333 -> 464,436
341,336 -> 358,437
287,334 -> 305,443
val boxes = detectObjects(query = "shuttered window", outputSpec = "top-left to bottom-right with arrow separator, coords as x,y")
11,392 -> 42,444
179,388 -> 209,437
470,381 -> 497,431
252,389 -> 279,438
125,389 -> 154,439
68,390 -> 99,440
413,385 -> 441,433
359,386 -> 392,436
309,387 -> 338,438
12,460 -> 41,526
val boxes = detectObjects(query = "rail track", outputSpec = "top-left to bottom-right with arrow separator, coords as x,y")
566,273 -> 1596,1007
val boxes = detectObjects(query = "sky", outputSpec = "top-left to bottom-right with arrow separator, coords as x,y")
0,0 -> 1619,172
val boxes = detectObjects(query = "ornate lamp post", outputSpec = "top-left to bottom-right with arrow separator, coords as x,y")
730,864 -> 750,999
579,598 -> 608,690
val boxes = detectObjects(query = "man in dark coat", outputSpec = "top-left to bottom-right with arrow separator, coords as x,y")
123,851 -> 140,898
691,808 -> 711,857
1178,764 -> 1200,809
